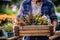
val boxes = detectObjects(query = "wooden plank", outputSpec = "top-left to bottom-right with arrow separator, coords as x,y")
19,25 -> 52,30
20,29 -> 50,31
20,33 -> 50,36
7,36 -> 19,40
0,36 -> 6,39
49,35 -> 60,40
55,31 -> 60,35
19,30 -> 50,34
49,31 -> 60,40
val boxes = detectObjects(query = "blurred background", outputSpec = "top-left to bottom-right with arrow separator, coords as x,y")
0,0 -> 60,40
0,0 -> 60,20
0,0 -> 60,26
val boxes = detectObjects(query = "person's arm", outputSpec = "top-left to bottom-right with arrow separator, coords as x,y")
14,3 -> 24,25
52,21 -> 57,32
50,4 -> 58,33
16,3 -> 24,18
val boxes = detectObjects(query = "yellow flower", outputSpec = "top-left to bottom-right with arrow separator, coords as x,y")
36,17 -> 39,20
39,17 -> 43,20
43,21 -> 47,25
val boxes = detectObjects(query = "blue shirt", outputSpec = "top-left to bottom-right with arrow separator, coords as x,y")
17,0 -> 57,22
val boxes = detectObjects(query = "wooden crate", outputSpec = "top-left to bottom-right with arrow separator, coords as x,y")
14,25 -> 53,37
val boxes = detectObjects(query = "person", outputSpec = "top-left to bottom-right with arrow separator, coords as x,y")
11,4 -> 17,13
15,0 -> 57,40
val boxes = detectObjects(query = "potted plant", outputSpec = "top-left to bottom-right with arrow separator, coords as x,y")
2,23 -> 14,38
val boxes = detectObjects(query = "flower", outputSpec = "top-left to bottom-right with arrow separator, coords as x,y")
42,15 -> 47,20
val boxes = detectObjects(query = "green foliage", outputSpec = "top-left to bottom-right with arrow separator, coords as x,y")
58,14 -> 60,20
51,0 -> 60,6
5,9 -> 18,15
0,8 -> 18,15
4,9 -> 14,15
4,9 -> 13,15
1,18 -> 12,26
3,23 -> 13,32
0,5 -> 6,14
56,6 -> 60,13
2,18 -> 13,32
11,0 -> 19,4
34,14 -> 48,25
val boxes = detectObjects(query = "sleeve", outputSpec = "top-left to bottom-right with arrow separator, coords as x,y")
50,4 -> 58,22
16,3 -> 24,18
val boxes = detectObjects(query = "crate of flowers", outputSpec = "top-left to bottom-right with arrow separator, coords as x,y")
2,18 -> 14,38
14,14 -> 53,36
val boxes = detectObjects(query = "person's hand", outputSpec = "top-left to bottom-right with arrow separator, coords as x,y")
53,27 -> 56,33
13,18 -> 19,26
25,15 -> 30,22
14,18 -> 26,26
52,21 -> 57,34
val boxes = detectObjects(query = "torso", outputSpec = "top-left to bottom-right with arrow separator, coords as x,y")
31,2 -> 43,16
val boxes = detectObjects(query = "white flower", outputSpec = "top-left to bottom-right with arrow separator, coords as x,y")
42,15 -> 47,20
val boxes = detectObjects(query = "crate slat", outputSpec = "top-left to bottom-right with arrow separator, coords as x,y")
19,25 -> 52,30
20,33 -> 50,36
19,30 -> 50,34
